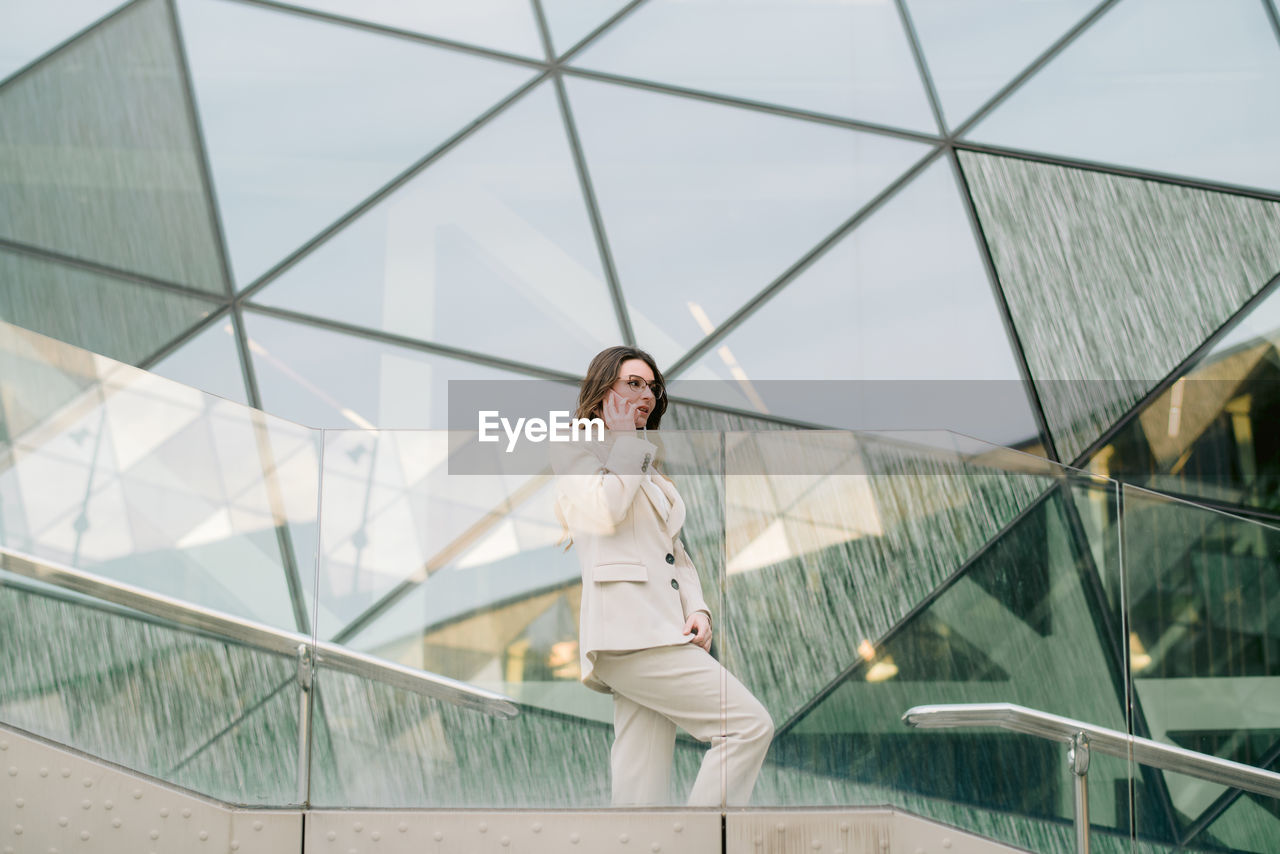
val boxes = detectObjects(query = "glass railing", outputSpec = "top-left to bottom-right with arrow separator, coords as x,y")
2,320 -> 1277,852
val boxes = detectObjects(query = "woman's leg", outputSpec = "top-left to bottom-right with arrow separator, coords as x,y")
593,644 -> 774,807
610,690 -> 676,805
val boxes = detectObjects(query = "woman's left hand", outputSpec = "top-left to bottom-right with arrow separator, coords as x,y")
683,612 -> 712,652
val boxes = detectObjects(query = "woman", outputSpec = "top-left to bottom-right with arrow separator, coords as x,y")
552,346 -> 773,807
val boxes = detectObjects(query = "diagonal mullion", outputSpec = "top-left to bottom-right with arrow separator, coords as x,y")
556,0 -> 652,64
549,71 -> 635,346
665,146 -> 943,380
231,74 -> 549,306
0,0 -> 145,94
1262,0 -> 1280,49
560,67 -> 942,145
948,149 -> 1059,461
891,0 -> 947,136
949,0 -> 1123,140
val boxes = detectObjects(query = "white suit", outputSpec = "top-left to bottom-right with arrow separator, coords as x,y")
553,432 -> 773,806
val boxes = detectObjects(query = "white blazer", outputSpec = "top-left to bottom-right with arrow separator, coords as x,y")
552,432 -> 711,693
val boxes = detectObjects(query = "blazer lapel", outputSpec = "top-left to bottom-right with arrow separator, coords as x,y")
642,472 -> 685,537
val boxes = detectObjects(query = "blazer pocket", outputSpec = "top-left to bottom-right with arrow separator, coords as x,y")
592,562 -> 648,583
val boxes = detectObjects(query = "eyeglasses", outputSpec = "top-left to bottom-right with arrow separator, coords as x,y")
617,374 -> 664,399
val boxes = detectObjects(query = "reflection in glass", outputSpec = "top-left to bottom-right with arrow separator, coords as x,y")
678,159 -> 1038,448
1123,486 -> 1280,848
1087,284 -> 1280,513
904,0 -> 1096,130
0,0 -> 128,82
242,311 -> 536,429
0,0 -> 225,293
0,321 -> 320,634
960,150 -> 1280,463
747,470 -> 1133,851
566,76 -> 933,368
272,0 -> 543,58
149,314 -> 248,405
252,83 -> 622,374
176,0 -> 536,287
0,249 -> 214,366
721,431 -> 1053,726
967,0 -> 1280,193
570,0 -> 936,132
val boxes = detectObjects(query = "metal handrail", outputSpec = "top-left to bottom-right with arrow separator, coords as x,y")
0,547 -> 519,719
903,702 -> 1280,853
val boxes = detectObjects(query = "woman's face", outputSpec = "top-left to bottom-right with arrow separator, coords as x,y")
613,357 -> 660,429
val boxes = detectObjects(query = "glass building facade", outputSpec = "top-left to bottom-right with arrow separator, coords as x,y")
2,0 -> 1280,851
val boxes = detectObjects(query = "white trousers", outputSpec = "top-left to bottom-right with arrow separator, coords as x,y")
591,643 -> 774,807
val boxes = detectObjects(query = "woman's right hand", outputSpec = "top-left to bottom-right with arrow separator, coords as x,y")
601,389 -> 638,432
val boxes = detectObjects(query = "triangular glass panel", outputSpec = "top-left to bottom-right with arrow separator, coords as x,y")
967,0 -> 1280,192
0,249 -> 215,365
904,0 -> 1097,131
149,313 -> 248,405
540,0 -> 632,56
176,0 -> 538,288
270,0 -> 543,58
0,0 -> 129,83
680,158 -> 1039,449
242,310 -> 541,428
252,83 -> 622,374
569,0 -> 937,132
960,150 -> 1280,462
0,0 -> 225,294
565,76 -> 934,369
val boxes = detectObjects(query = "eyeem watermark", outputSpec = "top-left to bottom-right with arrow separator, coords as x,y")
478,410 -> 604,452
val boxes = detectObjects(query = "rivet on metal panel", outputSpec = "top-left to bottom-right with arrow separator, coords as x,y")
79,832 -> 89,841
253,821 -> 262,831
532,822 -> 542,833
942,839 -> 952,849
879,841 -> 888,851
754,835 -> 763,851
651,844 -> 661,852
183,809 -> 192,819
811,841 -> 822,850
11,826 -> 21,836
132,789 -> 142,799
354,822 -> 364,833
61,769 -> 71,779
478,822 -> 488,834
79,800 -> 90,810
0,740 -> 7,750
58,817 -> 69,828
38,768 -> 48,778
231,843 -> 240,851
327,831 -> 337,841
5,767 -> 14,777
159,808 -> 169,818
199,831 -> 208,841
673,823 -> 683,833
104,801 -> 113,811
433,831 -> 443,842
149,830 -> 159,840
619,833 -> 629,844
398,823 -> 407,833
372,832 -> 381,842
570,832 -> 580,844
112,820 -> 121,829
82,778 -> 92,788
501,836 -> 510,847
12,800 -> 21,809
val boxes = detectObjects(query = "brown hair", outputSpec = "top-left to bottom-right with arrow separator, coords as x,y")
575,346 -> 667,429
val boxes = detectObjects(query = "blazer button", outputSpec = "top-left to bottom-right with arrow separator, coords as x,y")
665,553 -> 675,564
670,579 -> 679,590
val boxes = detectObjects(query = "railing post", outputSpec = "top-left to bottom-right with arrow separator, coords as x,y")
296,643 -> 314,807
1068,731 -> 1090,854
